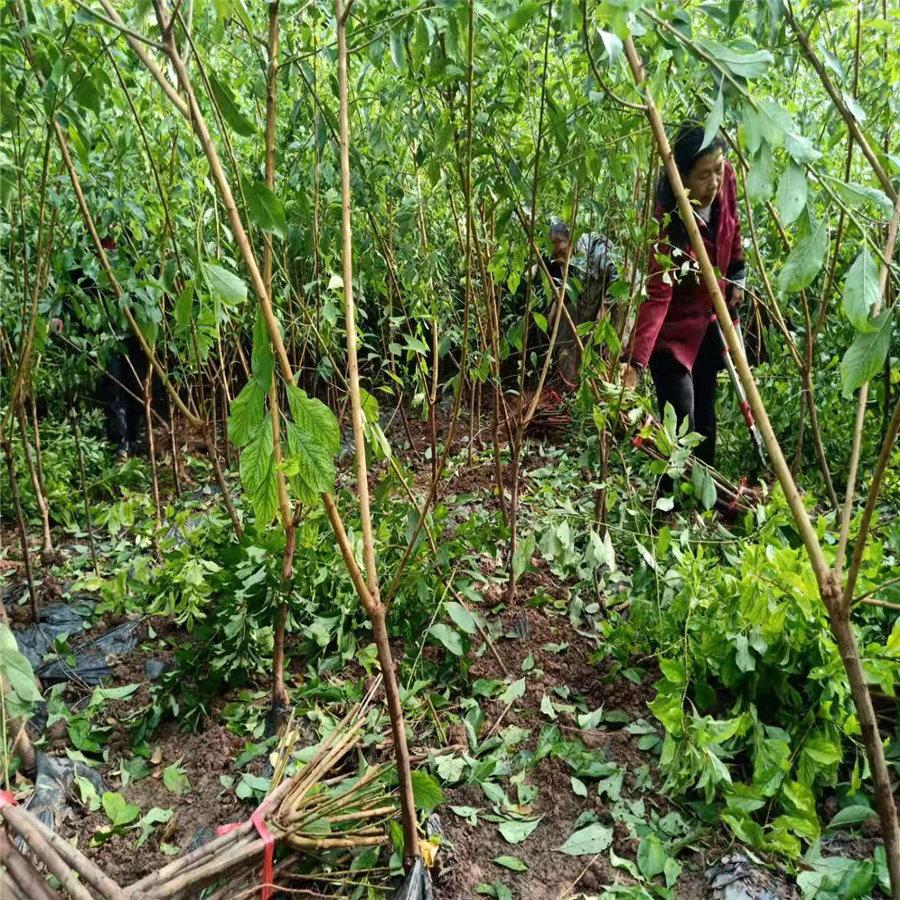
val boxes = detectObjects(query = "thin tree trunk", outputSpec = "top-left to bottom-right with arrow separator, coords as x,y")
192,332 -> 243,540
166,393 -> 182,497
2,434 -> 38,622
467,377 -> 476,465
263,0 -> 292,718
69,408 -> 100,577
144,370 -> 162,551
335,0 -> 419,866
221,380 -> 232,469
29,395 -> 48,514
16,402 -> 53,564
506,0 -> 553,602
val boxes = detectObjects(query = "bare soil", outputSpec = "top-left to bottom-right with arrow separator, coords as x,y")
435,575 -> 717,899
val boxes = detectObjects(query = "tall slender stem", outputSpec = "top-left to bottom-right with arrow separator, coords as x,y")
507,0 -> 553,603
335,0 -> 418,867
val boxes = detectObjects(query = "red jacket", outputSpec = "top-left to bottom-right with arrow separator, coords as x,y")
630,160 -> 744,371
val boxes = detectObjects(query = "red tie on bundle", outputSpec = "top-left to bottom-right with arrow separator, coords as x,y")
217,798 -> 275,900
0,790 -> 17,808
632,415 -> 655,449
729,476 -> 748,512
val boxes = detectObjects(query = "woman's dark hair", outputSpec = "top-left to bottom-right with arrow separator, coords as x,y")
549,220 -> 571,241
656,120 -> 726,245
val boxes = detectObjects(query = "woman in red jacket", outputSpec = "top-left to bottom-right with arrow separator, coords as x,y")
623,122 -> 745,466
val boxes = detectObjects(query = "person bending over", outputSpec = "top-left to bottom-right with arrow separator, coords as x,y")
622,121 -> 745,467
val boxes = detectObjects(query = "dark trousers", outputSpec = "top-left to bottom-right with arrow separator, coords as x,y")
105,339 -> 147,453
649,326 -> 722,466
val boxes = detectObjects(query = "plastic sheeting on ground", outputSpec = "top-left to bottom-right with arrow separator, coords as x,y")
393,858 -> 435,900
35,621 -> 140,686
13,597 -> 141,687
14,600 -> 96,669
23,752 -> 105,836
706,853 -> 794,900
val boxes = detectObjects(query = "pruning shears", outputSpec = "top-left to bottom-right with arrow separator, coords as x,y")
713,316 -> 768,468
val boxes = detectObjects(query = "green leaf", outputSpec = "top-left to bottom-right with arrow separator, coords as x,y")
429,624 -> 464,656
359,388 -> 379,423
610,847 -> 641,879
0,626 -> 42,709
236,773 -> 271,799
691,464 -> 717,510
702,85 -> 724,150
571,776 -> 588,797
75,776 -> 101,812
390,30 -> 406,71
203,262 -> 247,304
637,833 -> 668,879
802,736 -> 842,766
90,684 -> 140,708
494,855 -> 528,872
842,248 -> 881,332
240,175 -> 286,239
446,601 -> 478,636
695,39 -> 774,80
498,678 -> 526,705
828,806 -> 877,829
162,759 -> 191,796
784,131 -> 822,164
833,180 -> 894,217
776,163 -> 808,227
73,75 -> 102,115
664,855 -> 683,888
411,771 -> 443,813
734,634 -> 755,672
102,792 -> 140,827
68,124 -> 90,173
747,142 -> 774,204
228,380 -> 266,448
174,281 -> 195,332
251,306 -> 276,388
240,415 -> 279,525
841,311 -> 893,397
512,532 -> 535,579
451,805 -> 480,826
599,31 -> 623,69
121,756 -> 151,788
778,215 -> 828,296
402,334 -> 430,355
597,768 -> 624,801
136,807 -> 173,847
507,1 -> 542,32
208,73 -> 255,136
559,823 -> 614,856
285,385 -> 340,499
498,817 -> 540,844
541,694 -> 557,720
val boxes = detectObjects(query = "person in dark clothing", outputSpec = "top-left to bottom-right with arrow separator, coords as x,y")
622,122 -> 745,466
106,335 -> 148,458
539,221 -> 619,385
60,232 -> 149,459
